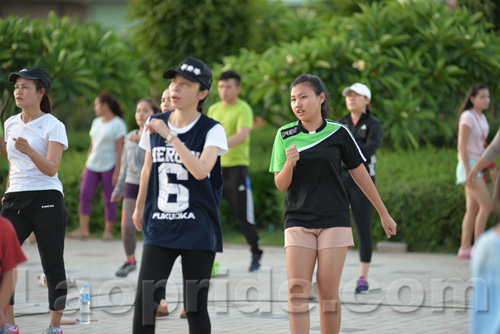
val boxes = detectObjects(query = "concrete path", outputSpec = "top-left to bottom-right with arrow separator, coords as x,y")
12,239 -> 471,333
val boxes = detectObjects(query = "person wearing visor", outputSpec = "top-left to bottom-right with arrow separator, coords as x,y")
337,83 -> 383,293
131,57 -> 227,334
2,67 -> 68,334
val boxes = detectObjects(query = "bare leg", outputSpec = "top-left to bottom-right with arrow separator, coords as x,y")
468,178 -> 493,243
317,247 -> 348,334
286,246 -> 317,334
50,310 -> 63,328
79,214 -> 90,236
489,168 -> 497,185
104,221 -> 114,234
6,305 -> 14,324
360,261 -> 370,278
460,187 -> 479,250
493,171 -> 500,214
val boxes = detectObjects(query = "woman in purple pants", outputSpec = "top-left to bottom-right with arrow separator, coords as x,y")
69,94 -> 127,240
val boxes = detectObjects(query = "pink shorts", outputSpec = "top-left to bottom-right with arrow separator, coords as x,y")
284,226 -> 354,250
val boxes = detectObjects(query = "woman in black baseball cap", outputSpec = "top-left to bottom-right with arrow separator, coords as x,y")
131,57 -> 228,333
2,67 -> 68,334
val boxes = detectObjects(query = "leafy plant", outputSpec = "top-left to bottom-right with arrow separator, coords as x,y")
211,0 -> 500,149
457,0 -> 500,33
0,13 -> 149,131
128,0 -> 268,95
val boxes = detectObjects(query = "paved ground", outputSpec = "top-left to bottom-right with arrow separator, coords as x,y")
12,238 -> 471,333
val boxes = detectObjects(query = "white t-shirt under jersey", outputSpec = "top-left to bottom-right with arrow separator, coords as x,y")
4,113 -> 68,194
139,114 -> 228,155
86,116 -> 127,172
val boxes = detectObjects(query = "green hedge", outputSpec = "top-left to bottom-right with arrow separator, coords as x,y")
372,147 -> 498,251
0,125 -> 496,252
210,0 -> 500,150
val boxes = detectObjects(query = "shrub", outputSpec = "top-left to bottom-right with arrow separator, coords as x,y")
212,0 -> 500,149
373,147 -> 498,251
1,129 -> 495,252
0,13 -> 149,131
128,0 -> 266,94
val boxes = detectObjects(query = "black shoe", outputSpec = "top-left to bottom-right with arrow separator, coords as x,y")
115,262 -> 137,277
249,253 -> 262,272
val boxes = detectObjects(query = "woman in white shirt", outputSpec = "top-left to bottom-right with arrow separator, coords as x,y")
2,67 -> 68,334
456,83 -> 493,259
69,94 -> 127,240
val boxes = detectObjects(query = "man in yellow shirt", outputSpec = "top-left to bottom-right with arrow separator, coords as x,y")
208,71 -> 263,271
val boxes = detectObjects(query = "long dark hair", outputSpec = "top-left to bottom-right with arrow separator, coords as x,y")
137,98 -> 161,114
34,79 -> 52,114
456,83 -> 489,128
98,94 -> 124,118
290,74 -> 330,118
197,85 -> 208,113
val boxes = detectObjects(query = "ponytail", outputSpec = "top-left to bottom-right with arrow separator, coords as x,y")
98,94 -> 124,118
34,80 -> 52,114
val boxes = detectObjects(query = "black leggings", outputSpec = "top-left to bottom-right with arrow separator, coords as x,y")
1,190 -> 67,310
222,166 -> 262,256
133,245 -> 215,334
345,178 -> 374,263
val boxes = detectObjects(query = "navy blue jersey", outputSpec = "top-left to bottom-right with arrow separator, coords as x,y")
142,111 -> 223,252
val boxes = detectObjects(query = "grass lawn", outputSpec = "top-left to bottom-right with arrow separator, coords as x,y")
84,228 -> 285,247
222,228 -> 284,247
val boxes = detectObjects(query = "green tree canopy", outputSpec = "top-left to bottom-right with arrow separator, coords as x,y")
457,0 -> 499,33
211,0 -> 500,149
0,12 -> 149,131
128,0 -> 266,94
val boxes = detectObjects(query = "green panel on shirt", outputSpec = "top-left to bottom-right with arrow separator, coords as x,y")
207,99 -> 253,167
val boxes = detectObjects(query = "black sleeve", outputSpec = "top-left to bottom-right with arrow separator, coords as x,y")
357,117 -> 383,158
340,127 -> 365,170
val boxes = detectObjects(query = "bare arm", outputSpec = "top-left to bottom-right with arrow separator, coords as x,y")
467,157 -> 491,186
458,124 -> 471,172
349,164 -> 397,238
0,269 -> 16,327
13,138 -> 63,176
145,119 -> 219,180
227,127 -> 250,148
111,139 -> 129,202
274,145 -> 299,191
112,136 -> 125,186
132,151 -> 152,231
87,141 -> 93,158
0,139 -> 6,159
467,128 -> 500,186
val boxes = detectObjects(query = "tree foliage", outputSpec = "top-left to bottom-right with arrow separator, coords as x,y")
457,0 -> 500,33
128,0 -> 266,94
0,12 -> 149,130
211,0 -> 500,149
306,0 -> 377,17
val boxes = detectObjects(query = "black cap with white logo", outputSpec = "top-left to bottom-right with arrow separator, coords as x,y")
9,67 -> 51,90
163,57 -> 212,90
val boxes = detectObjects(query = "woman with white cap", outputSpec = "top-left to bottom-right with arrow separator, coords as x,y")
337,83 -> 383,294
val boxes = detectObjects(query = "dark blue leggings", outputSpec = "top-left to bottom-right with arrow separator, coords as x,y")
132,245 -> 215,334
345,178 -> 374,263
